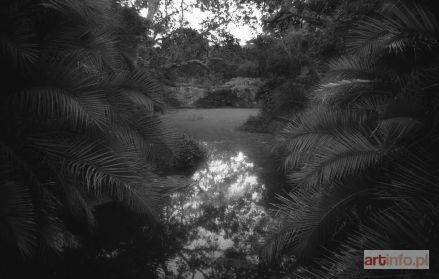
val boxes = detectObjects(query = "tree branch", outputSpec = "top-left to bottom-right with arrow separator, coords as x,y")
163,59 -> 209,72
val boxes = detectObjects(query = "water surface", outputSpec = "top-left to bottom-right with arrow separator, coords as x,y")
162,109 -> 280,279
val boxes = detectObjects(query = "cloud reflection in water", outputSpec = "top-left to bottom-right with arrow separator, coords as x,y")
164,143 -> 272,279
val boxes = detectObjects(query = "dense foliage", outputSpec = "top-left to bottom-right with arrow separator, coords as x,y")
0,0 -> 184,277
240,0 -> 384,132
261,1 -> 439,278
3,0 -> 439,278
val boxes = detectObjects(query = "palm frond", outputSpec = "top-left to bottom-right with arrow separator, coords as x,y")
276,107 -> 382,187
38,188 -> 81,253
380,158 -> 439,201
108,121 -> 175,165
124,89 -> 155,112
261,181 -> 371,264
290,129 -> 383,188
350,95 -> 389,114
0,0 -> 180,257
0,181 -> 37,256
0,140 -> 43,190
348,3 -> 439,56
314,79 -> 391,107
378,116 -> 423,145
274,107 -> 372,171
284,188 -> 439,279
41,0 -> 111,21
263,2 -> 439,276
325,55 -> 378,80
347,204 -> 436,251
259,220 -> 295,265
287,246 -> 364,279
59,177 -> 96,228
12,86 -> 109,130
110,69 -> 166,112
45,25 -> 120,71
0,30 -> 39,71
30,134 -> 165,220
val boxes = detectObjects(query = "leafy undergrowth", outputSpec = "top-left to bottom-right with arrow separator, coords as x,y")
195,88 -> 254,108
239,114 -> 270,133
239,113 -> 286,134
240,78 -> 310,134
172,134 -> 207,174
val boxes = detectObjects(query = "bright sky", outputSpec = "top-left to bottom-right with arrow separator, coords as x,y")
140,0 -> 263,45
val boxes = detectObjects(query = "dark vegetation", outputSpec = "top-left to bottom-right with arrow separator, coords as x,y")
195,88 -> 256,108
2,0 -> 439,278
172,134 -> 206,173
0,0 -> 202,278
250,1 -> 439,278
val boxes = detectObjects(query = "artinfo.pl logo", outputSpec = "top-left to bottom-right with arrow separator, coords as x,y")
364,250 -> 429,269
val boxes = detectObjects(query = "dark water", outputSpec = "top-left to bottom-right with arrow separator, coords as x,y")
162,109 -> 279,279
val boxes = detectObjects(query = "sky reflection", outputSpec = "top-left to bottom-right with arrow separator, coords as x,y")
163,144 -> 272,279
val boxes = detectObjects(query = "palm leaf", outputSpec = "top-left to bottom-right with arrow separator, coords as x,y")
274,107 -> 372,171
30,134 -> 165,220
289,129 -> 383,187
325,55 -> 378,80
0,181 -> 37,256
0,1 -> 40,71
11,86 -> 109,130
124,89 -> 155,112
0,0 -> 180,257
38,187 -> 80,253
378,116 -> 423,146
314,79 -> 391,107
0,140 -> 43,191
108,122 -> 175,165
45,26 -> 120,71
41,0 -> 111,21
348,3 -> 439,56
58,176 -> 96,228
109,69 -> 166,112
0,31 -> 39,71
262,181 -> 371,264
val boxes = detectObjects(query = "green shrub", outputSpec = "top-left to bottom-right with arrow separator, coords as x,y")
173,135 -> 206,172
235,61 -> 259,77
265,80 -> 308,115
242,79 -> 309,133
195,87 -> 253,108
239,114 -> 271,133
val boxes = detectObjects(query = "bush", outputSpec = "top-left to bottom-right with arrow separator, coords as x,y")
240,113 -> 289,134
239,114 -> 271,133
270,81 -> 308,114
257,79 -> 308,118
173,135 -> 206,172
242,78 -> 311,133
235,61 -> 259,77
195,87 -> 253,108
266,54 -> 293,76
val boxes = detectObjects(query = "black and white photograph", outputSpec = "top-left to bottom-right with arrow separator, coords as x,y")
1,0 -> 438,278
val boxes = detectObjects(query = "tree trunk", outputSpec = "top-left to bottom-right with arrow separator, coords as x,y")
146,0 -> 160,21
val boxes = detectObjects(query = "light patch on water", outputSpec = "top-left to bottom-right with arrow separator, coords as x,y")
164,144 -> 274,278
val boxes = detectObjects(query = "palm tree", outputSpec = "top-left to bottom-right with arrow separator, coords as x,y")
0,0 -> 178,259
263,2 -> 439,277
